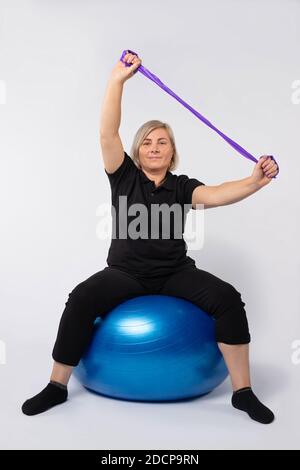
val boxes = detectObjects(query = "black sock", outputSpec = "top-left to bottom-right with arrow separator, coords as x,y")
231,387 -> 275,424
22,382 -> 68,416
50,380 -> 68,390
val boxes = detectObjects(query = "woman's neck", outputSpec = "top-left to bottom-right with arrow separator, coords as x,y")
142,168 -> 167,188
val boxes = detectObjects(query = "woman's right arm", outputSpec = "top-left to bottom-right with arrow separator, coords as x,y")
100,52 -> 142,174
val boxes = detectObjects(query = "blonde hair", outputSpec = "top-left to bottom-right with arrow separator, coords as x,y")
130,120 -> 179,171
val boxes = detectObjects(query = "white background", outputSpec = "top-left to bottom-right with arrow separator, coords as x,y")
0,0 -> 299,450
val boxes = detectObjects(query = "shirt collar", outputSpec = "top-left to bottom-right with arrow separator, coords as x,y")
139,169 -> 174,191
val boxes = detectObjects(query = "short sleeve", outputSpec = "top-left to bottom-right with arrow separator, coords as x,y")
105,151 -> 137,189
177,175 -> 205,207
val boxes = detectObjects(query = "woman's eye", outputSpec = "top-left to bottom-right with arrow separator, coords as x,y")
143,142 -> 167,145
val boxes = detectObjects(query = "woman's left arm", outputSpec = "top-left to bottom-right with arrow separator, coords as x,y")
192,155 -> 279,208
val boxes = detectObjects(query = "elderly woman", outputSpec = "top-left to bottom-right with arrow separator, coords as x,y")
22,53 -> 278,423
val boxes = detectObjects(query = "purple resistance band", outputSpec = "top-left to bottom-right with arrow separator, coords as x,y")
120,49 -> 279,179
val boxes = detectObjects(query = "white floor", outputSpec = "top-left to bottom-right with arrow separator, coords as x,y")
1,339 -> 299,450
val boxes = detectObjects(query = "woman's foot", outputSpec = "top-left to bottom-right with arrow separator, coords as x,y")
22,381 -> 68,416
231,387 -> 275,424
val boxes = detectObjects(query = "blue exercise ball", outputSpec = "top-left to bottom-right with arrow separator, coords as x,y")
74,295 -> 228,402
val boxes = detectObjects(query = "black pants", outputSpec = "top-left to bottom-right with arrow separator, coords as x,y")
52,265 -> 251,367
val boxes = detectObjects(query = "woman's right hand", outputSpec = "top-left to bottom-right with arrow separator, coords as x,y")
109,51 -> 142,85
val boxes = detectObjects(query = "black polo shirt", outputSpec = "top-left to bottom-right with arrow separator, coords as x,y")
105,151 -> 205,279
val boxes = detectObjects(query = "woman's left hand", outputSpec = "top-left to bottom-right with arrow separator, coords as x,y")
250,155 -> 279,188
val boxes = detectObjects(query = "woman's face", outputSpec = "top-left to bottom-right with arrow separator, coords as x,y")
138,128 -> 173,173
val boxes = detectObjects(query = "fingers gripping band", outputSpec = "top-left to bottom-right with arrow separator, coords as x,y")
120,49 -> 279,178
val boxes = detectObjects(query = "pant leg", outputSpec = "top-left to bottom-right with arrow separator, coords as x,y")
52,267 -> 149,366
159,265 -> 251,344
